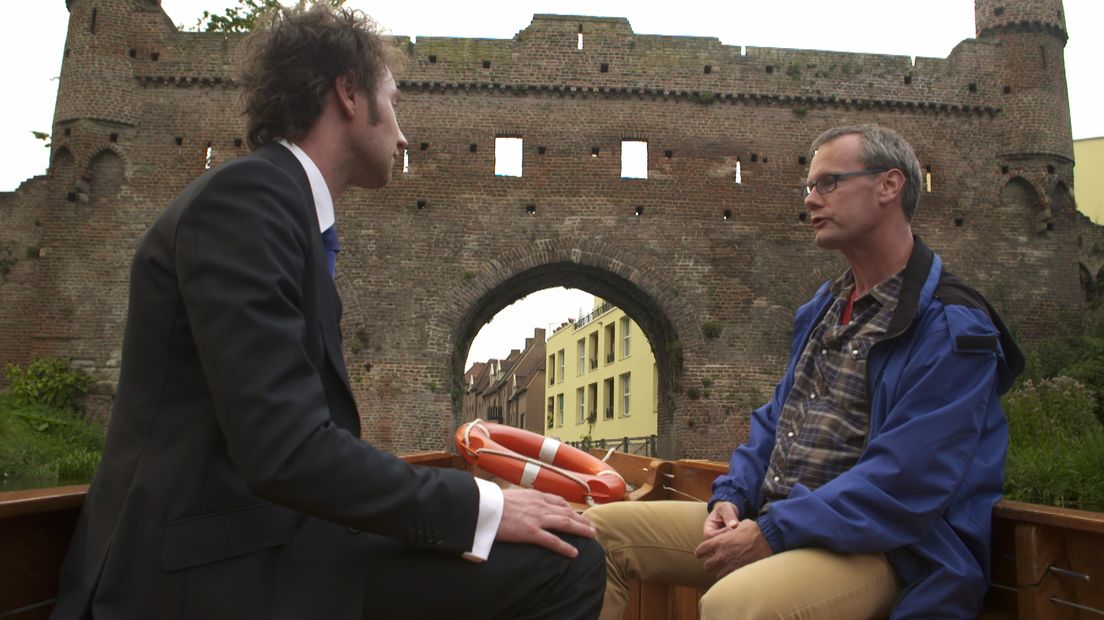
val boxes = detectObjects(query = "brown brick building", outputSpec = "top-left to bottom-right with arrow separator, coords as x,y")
0,0 -> 1096,459
462,328 -> 546,437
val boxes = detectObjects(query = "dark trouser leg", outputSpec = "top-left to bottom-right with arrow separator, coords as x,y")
362,533 -> 605,620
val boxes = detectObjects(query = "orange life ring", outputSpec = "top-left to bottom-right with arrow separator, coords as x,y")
455,420 -> 626,505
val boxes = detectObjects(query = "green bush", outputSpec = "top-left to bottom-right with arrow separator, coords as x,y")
0,392 -> 104,489
4,357 -> 94,412
1002,377 -> 1104,512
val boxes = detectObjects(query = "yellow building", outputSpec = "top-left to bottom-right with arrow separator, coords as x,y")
1075,137 -> 1104,224
544,297 -> 657,447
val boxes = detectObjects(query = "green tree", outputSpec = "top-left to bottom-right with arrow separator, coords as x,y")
194,0 -> 346,33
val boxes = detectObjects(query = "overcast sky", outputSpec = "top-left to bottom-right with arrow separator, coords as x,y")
4,1 -> 1101,367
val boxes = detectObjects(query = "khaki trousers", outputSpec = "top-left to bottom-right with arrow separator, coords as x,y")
585,501 -> 901,620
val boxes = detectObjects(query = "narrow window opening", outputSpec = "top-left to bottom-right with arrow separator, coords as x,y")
233,138 -> 243,148
577,33 -> 583,50
734,159 -> 742,184
798,155 -> 807,165
204,143 -> 214,170
723,209 -> 732,220
740,46 -> 746,56
704,65 -> 712,74
904,74 -> 912,85
128,48 -> 137,58
600,63 -> 609,73
174,136 -> 183,146
526,204 -> 536,215
634,206 -> 644,217
495,136 -> 523,177
419,142 -> 428,151
925,171 -> 932,192
482,60 -> 491,69
954,217 -> 964,227
798,212 -> 808,222
428,55 -> 437,64
994,7 -> 1005,17
968,82 -> 977,93
67,192 -> 77,202
664,150 -> 673,159
150,51 -> 160,61
64,128 -> 72,136
537,146 -> 546,155
402,149 -> 409,174
750,153 -> 759,163
90,8 -> 97,34
591,147 -> 600,158
1003,85 -> 1012,94
416,199 -> 427,209
1046,222 -> 1055,232
1046,164 -> 1056,174
469,144 -> 477,153
108,133 -> 118,143
910,56 -> 916,67
765,65 -> 774,74
1001,165 -> 1010,174
621,140 -> 648,179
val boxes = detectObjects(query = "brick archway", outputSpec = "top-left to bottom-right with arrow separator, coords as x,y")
451,246 -> 684,457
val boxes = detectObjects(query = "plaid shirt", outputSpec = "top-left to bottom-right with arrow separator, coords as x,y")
761,269 -> 903,506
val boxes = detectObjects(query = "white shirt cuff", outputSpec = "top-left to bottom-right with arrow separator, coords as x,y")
462,477 -> 503,563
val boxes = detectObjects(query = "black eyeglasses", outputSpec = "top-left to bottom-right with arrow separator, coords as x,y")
804,168 -> 889,196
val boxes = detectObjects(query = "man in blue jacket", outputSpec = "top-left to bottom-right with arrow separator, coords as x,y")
587,125 -> 1023,619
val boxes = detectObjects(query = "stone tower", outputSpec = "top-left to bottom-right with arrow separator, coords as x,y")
975,0 -> 1075,231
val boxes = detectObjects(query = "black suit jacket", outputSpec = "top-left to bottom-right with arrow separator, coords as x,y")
53,144 -> 479,619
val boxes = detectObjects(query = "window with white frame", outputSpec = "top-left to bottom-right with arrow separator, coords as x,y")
620,372 -> 631,416
556,394 -> 565,427
576,387 -> 585,424
495,136 -> 523,177
620,317 -> 631,358
577,339 -> 586,376
557,350 -> 565,383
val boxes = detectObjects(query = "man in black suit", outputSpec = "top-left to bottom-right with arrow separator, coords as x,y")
53,6 -> 603,619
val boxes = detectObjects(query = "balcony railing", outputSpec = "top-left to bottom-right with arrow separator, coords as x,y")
573,301 -> 615,331
590,358 -> 598,370
604,406 -> 614,420
567,435 -> 658,457
606,353 -> 615,364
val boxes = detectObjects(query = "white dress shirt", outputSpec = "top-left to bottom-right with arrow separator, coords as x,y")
276,140 -> 504,561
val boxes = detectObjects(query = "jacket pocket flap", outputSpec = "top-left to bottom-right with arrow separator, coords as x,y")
161,502 -> 298,571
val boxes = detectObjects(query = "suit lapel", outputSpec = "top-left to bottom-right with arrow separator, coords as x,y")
259,144 -> 355,399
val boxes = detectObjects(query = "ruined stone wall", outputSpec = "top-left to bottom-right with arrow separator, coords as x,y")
0,0 -> 1089,459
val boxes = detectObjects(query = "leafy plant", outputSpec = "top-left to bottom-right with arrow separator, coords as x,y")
0,393 -> 104,489
4,358 -> 94,413
193,0 -> 346,33
1002,377 -> 1104,511
701,321 -> 722,340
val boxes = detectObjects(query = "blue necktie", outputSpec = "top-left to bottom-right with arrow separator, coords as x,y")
321,225 -> 340,278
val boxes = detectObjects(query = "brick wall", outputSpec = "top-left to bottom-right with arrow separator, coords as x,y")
0,0 -> 1093,459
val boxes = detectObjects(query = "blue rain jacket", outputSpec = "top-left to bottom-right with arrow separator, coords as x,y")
711,238 -> 1024,618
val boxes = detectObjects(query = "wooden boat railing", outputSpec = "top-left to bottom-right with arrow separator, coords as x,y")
1,450 -> 1100,619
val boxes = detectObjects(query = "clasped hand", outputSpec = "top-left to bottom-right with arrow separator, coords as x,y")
694,501 -> 773,578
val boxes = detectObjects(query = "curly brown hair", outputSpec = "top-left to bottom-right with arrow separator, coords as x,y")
239,4 -> 401,149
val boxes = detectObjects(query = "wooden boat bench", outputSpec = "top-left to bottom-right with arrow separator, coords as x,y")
1,450 -> 1100,619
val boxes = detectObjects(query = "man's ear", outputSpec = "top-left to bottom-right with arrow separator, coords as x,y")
333,72 -> 358,120
880,168 -> 906,206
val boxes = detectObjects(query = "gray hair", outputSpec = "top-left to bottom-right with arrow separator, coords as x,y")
809,125 -> 922,220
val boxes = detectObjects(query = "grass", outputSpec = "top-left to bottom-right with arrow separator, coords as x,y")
0,392 -> 104,491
